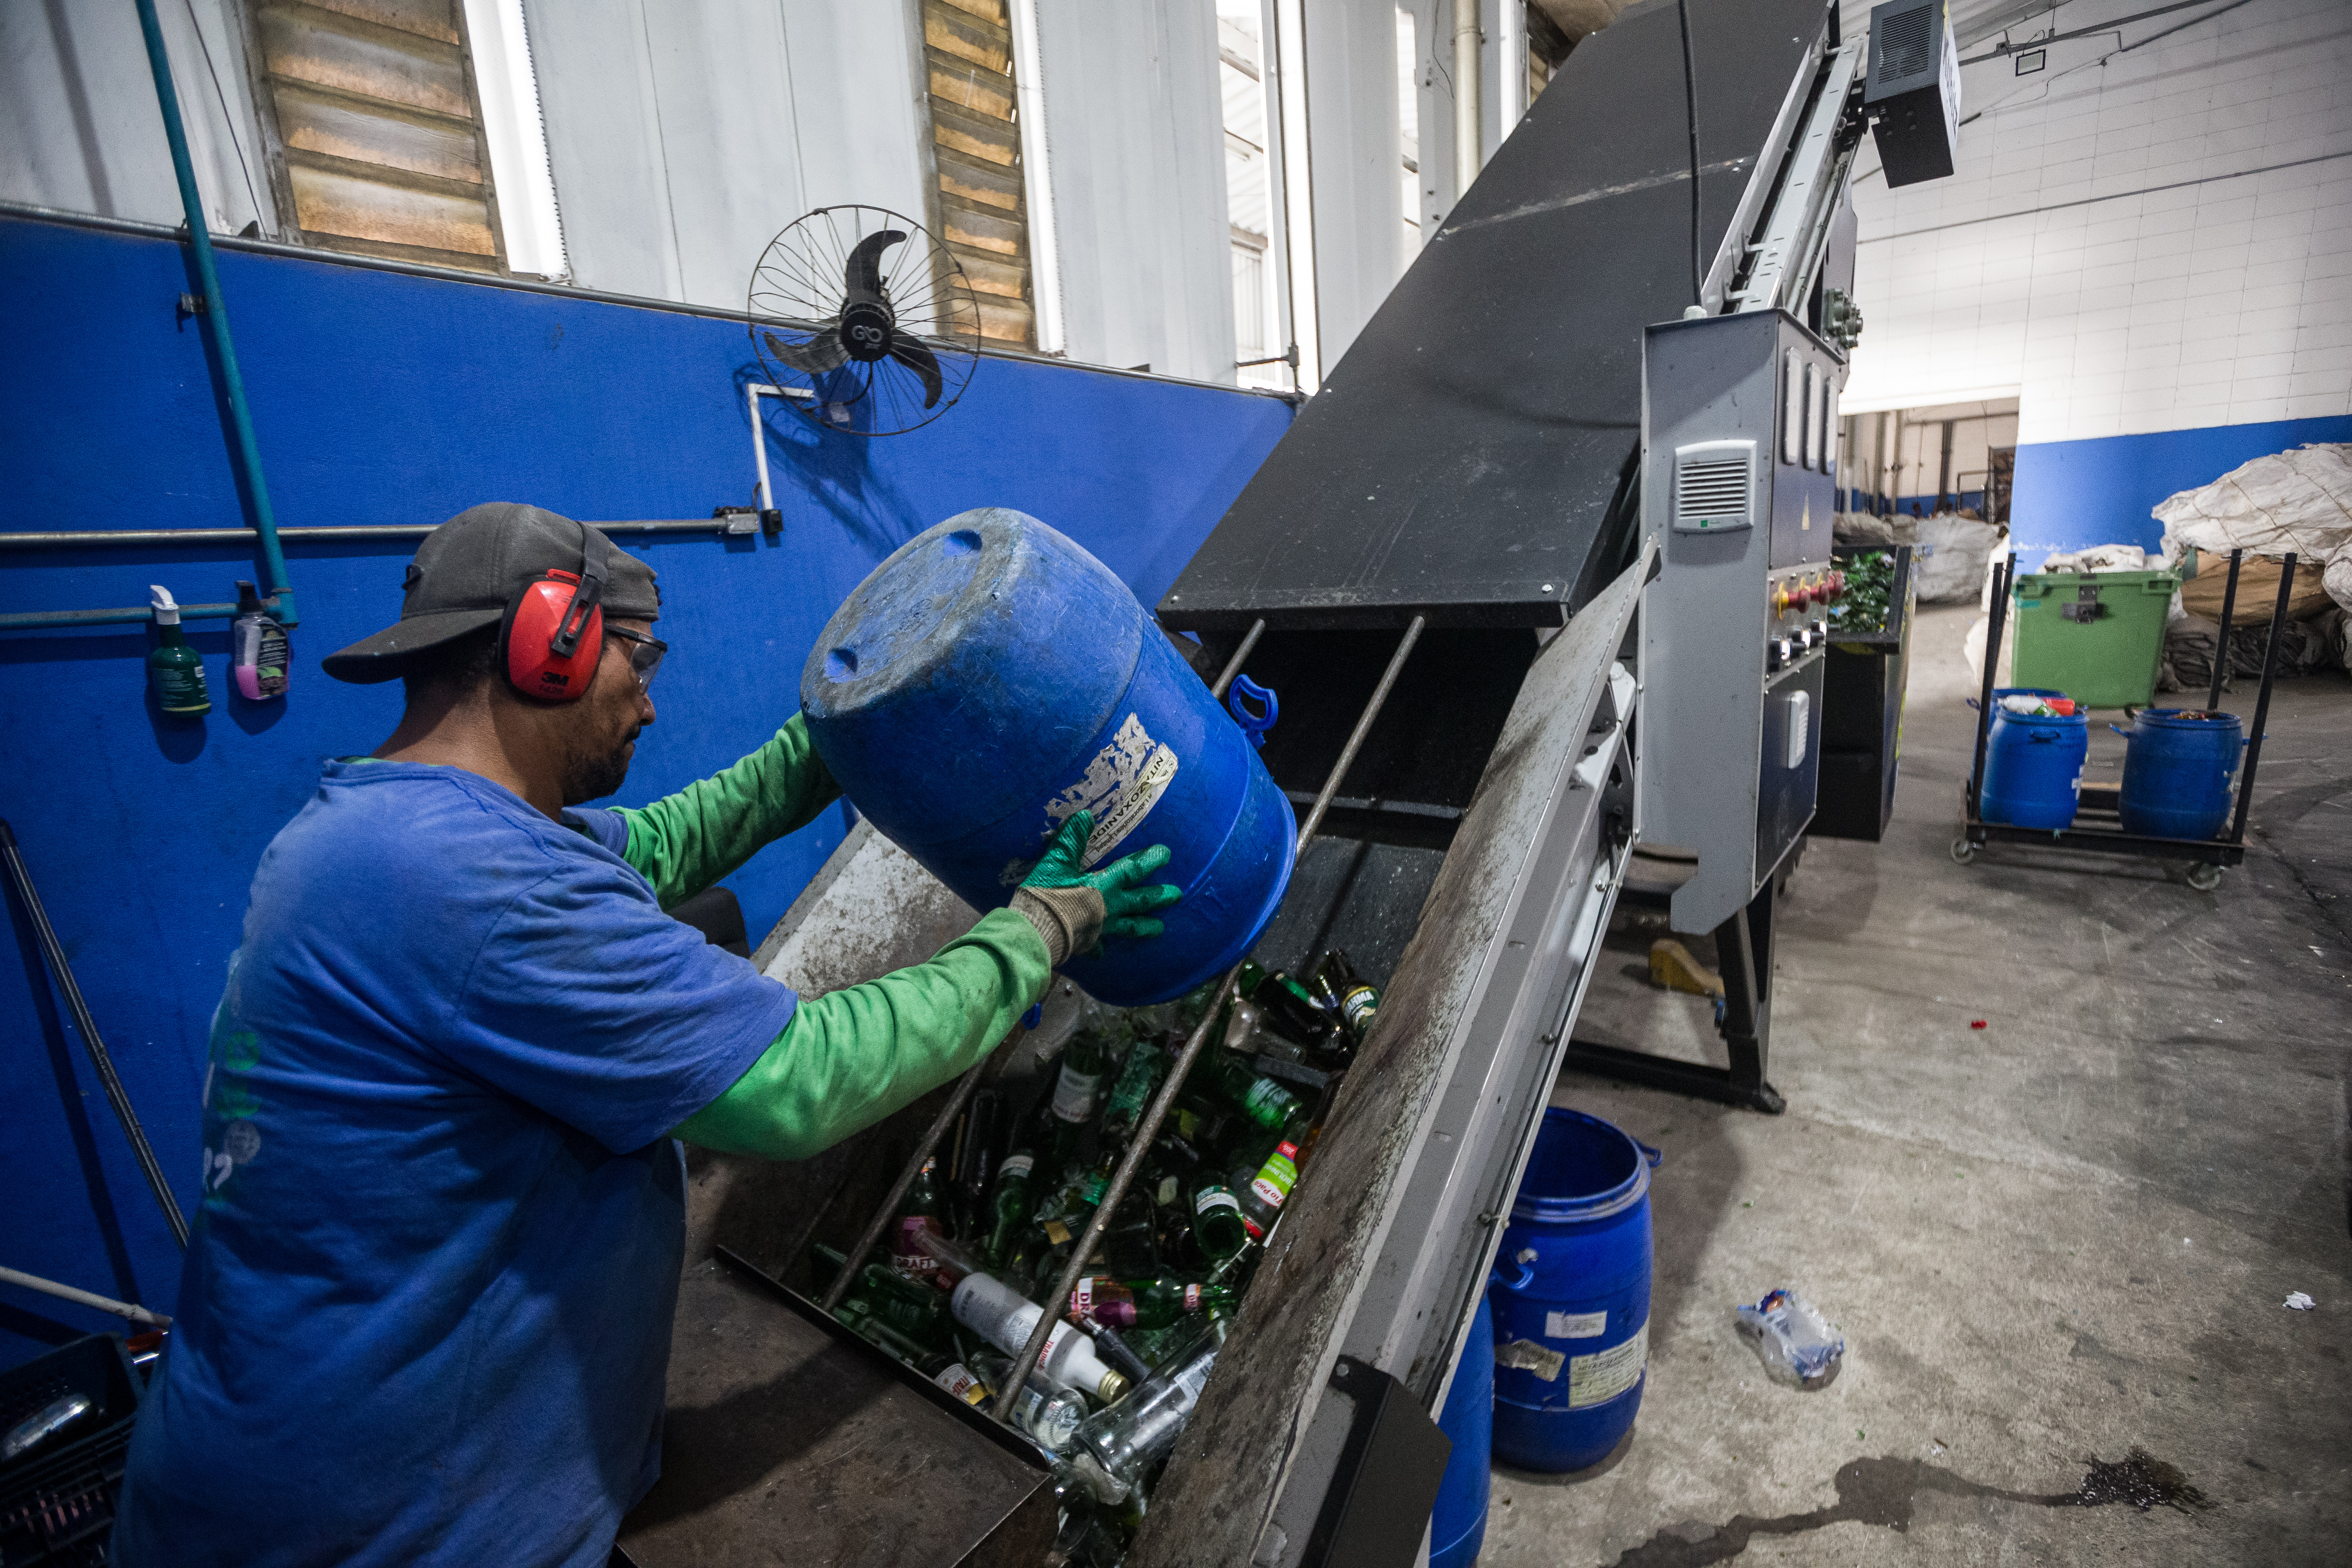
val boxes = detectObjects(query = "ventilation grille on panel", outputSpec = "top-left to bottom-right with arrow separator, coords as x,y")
1875,2 -> 1933,83
1673,441 -> 1756,533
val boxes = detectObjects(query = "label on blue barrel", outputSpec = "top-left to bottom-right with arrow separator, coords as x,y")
1567,1321 -> 1648,1408
1546,1309 -> 1606,1339
1046,714 -> 1181,869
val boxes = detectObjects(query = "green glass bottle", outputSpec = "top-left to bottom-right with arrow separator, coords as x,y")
1048,1028 -> 1111,1173
1070,1275 -> 1239,1329
983,1141 -> 1039,1268
1100,1036 -> 1167,1142
146,585 -> 210,715
1194,1050 -> 1303,1132
1187,1176 -> 1250,1260
891,1155 -> 950,1284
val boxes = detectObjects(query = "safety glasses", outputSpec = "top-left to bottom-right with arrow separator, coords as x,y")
603,625 -> 667,689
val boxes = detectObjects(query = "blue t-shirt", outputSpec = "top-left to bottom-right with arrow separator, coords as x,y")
114,760 -> 797,1568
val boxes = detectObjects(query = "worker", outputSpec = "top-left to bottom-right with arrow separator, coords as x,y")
112,504 -> 1183,1568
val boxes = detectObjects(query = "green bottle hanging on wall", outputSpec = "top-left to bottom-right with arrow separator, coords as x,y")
147,585 -> 211,715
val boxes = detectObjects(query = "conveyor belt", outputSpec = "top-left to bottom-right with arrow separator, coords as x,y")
1157,0 -> 1826,632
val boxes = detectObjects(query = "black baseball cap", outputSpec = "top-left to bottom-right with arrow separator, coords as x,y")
322,504 -> 661,684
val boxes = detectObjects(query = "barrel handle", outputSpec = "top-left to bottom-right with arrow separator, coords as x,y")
1634,1138 -> 1663,1169
2108,723 -> 2133,738
1227,675 -> 1279,749
1490,1250 -> 1537,1293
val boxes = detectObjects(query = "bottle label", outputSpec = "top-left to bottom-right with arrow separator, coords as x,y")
1174,1350 -> 1219,1402
1052,1066 -> 1101,1122
1250,1142 -> 1300,1209
998,1153 -> 1035,1182
1042,1218 -> 1073,1245
1242,1078 -> 1297,1129
1194,1186 -> 1241,1218
1341,985 -> 1378,1032
1156,1175 -> 1179,1205
891,1215 -> 943,1280
156,663 -> 209,711
934,1363 -> 990,1406
1183,1283 -> 1202,1314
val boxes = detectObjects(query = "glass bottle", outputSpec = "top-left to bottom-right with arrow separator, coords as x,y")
1071,1321 -> 1228,1497
985,1139 -> 1040,1269
972,1351 -> 1088,1453
1314,950 -> 1381,1045
1049,1028 -> 1112,1174
891,1156 -> 950,1284
1252,969 -> 1340,1058
1100,1036 -> 1167,1142
1188,1176 -> 1251,1259
1192,1051 -> 1303,1132
1070,1276 -> 1238,1330
951,1271 -> 1131,1403
1232,1124 -> 1306,1242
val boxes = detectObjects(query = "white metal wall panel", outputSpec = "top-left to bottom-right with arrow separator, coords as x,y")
2,0 -> 276,237
1034,0 -> 1235,382
1301,0 -> 1405,369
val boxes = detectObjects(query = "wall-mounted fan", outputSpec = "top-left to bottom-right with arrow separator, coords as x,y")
748,206 -> 982,437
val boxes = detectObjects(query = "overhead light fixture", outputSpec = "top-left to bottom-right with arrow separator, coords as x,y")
2015,48 -> 2046,74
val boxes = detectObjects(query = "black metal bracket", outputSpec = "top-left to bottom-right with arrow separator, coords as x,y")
1299,1357 -> 1454,1568
1562,868 -> 1788,1114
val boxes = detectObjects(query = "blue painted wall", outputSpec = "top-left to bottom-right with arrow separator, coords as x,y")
2009,414 -> 2352,563
0,215 -> 1289,1367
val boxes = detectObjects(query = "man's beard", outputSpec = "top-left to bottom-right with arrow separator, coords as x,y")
561,733 -> 635,806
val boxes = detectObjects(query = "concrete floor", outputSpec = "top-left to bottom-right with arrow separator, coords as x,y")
1477,604 -> 2352,1567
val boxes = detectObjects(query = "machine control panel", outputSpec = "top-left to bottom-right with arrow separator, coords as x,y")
1764,565 -> 1844,674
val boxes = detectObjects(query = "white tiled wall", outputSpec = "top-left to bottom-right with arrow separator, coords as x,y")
1842,0 -> 2352,446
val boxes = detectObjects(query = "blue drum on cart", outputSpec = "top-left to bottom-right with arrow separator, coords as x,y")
799,508 -> 1296,1005
2114,708 -> 2244,841
1979,687 -> 2087,830
1490,1108 -> 1659,1473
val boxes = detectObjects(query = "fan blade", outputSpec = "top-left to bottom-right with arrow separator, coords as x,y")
843,230 -> 907,300
764,327 -> 848,376
888,336 -> 945,409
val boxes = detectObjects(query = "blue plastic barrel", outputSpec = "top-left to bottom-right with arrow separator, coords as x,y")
1430,1296 -> 1493,1568
1489,1109 -> 1658,1474
800,509 -> 1296,1005
1979,687 -> 2087,830
2115,709 -> 2244,840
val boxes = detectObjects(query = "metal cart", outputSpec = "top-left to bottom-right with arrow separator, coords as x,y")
1955,547 -> 2296,888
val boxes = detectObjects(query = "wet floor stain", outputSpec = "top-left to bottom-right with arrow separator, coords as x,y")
1608,1448 -> 2211,1566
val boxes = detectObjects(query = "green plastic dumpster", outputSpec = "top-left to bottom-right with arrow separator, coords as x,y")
2009,568 -> 2179,708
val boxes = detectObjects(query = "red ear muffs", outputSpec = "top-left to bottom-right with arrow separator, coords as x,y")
500,569 -> 604,701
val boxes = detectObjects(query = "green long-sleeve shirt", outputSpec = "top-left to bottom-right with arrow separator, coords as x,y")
618,716 -> 1050,1159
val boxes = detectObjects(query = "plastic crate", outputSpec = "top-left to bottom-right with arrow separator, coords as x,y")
2009,568 -> 2178,709
0,1336 -> 142,1568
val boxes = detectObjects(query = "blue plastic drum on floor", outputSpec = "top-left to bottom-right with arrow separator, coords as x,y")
800,509 -> 1296,1004
1979,686 -> 2087,830
1489,1108 -> 1659,1474
2114,708 -> 2244,840
1430,1295 -> 1494,1568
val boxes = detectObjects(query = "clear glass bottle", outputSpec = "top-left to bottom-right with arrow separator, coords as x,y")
1071,1321 -> 1227,1497
951,1270 -> 1130,1402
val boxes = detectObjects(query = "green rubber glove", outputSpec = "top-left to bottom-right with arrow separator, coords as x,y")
1022,810 -> 1184,949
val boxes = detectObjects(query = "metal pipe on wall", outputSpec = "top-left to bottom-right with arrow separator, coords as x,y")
130,0 -> 296,627
1454,0 -> 1482,194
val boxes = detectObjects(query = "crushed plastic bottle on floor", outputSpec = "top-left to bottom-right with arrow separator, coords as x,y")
1734,1287 -> 1845,1390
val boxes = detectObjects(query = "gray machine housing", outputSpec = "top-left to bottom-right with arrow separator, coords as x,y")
1865,0 -> 1960,186
1640,309 -> 1842,935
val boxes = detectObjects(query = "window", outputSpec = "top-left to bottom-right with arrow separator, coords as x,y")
238,0 -> 558,275
1398,4 -> 1419,253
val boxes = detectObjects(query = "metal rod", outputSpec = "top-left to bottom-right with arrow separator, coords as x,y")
0,1264 -> 171,1328
1967,554 -> 2014,813
990,617 -> 1426,1422
132,0 -> 295,625
2227,552 -> 2294,846
0,519 -> 755,550
0,819 -> 189,1249
2205,547 -> 2243,712
0,603 -> 240,631
818,1049 -> 1002,1313
1297,617 -> 1424,849
1209,618 -> 1266,701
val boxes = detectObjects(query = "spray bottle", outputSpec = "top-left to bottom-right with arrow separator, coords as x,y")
147,585 -> 211,715
230,580 -> 289,701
